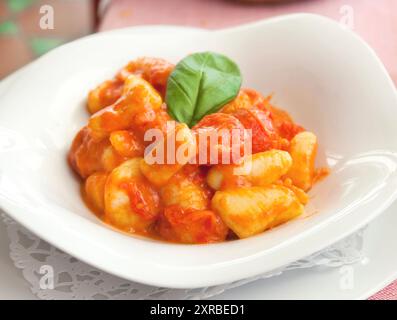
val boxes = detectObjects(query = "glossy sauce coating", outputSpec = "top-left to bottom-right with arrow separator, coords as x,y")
69,57 -> 327,244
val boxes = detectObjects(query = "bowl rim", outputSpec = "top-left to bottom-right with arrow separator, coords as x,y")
1,13 -> 397,289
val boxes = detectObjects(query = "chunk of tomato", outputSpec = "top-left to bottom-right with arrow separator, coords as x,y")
157,205 -> 228,244
268,105 -> 304,141
243,88 -> 272,111
192,113 -> 248,165
234,108 -> 280,153
119,180 -> 160,221
220,88 -> 271,114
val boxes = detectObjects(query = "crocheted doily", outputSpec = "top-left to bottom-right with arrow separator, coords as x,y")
1,213 -> 365,300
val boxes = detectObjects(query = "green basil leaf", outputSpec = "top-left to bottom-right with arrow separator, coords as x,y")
165,51 -> 242,127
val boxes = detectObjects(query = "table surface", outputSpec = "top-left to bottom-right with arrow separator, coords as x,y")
1,204 -> 396,299
0,219 -> 34,299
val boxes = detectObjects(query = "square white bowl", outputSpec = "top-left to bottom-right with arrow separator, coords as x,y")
1,14 -> 397,288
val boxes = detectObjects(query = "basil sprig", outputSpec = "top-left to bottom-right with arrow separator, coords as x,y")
165,52 -> 242,127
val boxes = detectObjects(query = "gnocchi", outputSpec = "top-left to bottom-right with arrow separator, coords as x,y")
160,165 -> 212,210
87,57 -> 174,115
117,57 -> 174,98
68,56 -> 327,244
286,131 -> 318,191
211,185 -> 304,238
109,130 -> 145,158
68,126 -> 125,178
207,150 -> 292,190
87,79 -> 124,114
84,172 -> 108,212
88,75 -> 164,140
140,122 -> 196,187
104,158 -> 160,233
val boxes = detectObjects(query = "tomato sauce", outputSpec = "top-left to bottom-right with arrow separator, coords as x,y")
70,57 -> 328,244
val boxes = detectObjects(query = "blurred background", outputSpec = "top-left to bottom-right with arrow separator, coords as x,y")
0,0 -> 94,78
0,0 -> 396,83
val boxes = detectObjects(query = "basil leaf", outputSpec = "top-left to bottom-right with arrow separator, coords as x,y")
165,51 -> 242,127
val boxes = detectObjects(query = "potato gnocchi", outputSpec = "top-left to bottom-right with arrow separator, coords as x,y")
211,185 -> 304,238
207,150 -> 292,190
68,56 -> 327,244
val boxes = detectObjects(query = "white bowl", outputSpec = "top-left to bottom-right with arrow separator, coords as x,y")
1,14 -> 397,289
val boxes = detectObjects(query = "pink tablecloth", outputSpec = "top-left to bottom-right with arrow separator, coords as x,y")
99,0 -> 397,299
100,0 -> 397,86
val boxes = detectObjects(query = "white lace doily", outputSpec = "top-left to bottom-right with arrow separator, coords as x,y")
1,212 -> 365,300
